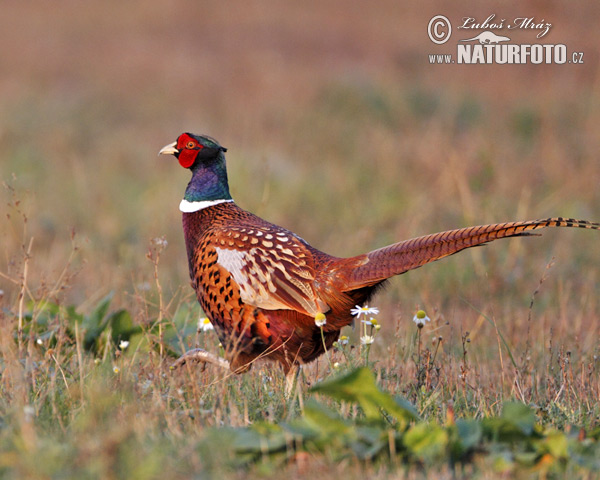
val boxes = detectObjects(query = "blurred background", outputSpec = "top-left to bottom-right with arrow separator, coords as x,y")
1,0 -> 599,345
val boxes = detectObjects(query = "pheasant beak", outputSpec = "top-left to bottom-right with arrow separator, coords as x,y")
158,141 -> 179,157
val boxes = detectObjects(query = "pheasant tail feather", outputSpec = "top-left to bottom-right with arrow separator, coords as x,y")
344,217 -> 600,291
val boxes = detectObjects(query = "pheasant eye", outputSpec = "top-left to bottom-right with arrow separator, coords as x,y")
186,141 -> 196,149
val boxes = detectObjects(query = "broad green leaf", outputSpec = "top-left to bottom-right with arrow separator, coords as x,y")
310,367 -> 418,424
29,300 -> 60,326
127,332 -> 149,352
394,396 -> 420,420
456,418 -> 482,450
490,451 -> 515,473
350,426 -> 388,459
109,309 -> 141,343
501,402 -> 536,436
85,292 -> 114,330
514,451 -> 538,467
155,322 -> 199,357
80,293 -> 115,351
279,421 -> 319,442
233,425 -> 288,454
171,302 -> 202,327
303,400 -> 351,436
66,305 -> 84,325
568,441 -> 600,470
537,430 -> 568,459
403,423 -> 448,462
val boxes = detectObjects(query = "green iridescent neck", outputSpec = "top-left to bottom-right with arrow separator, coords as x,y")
184,152 -> 232,203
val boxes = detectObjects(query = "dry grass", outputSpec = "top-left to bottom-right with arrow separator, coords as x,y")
1,0 -> 600,477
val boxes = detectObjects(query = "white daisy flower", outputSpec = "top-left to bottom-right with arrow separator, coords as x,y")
314,312 -> 327,327
360,335 -> 375,345
413,310 -> 431,328
339,335 -> 349,345
198,317 -> 214,332
119,340 -> 129,350
113,366 -> 120,374
350,305 -> 379,319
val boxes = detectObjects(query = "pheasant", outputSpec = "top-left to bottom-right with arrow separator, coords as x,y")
159,132 -> 599,383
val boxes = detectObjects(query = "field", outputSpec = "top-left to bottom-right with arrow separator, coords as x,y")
1,1 -> 600,478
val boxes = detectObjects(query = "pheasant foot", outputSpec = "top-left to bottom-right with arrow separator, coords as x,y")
170,348 -> 230,371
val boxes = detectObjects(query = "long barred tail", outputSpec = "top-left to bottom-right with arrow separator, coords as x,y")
344,217 -> 600,291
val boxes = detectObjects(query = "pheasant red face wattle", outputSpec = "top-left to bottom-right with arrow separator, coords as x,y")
177,148 -> 199,168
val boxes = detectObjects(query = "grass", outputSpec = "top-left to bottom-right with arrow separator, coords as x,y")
1,183 -> 599,478
1,1 -> 600,477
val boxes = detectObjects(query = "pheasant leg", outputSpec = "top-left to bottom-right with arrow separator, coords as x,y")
170,348 -> 230,370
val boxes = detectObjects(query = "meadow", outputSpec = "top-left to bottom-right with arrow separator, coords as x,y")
1,1 -> 600,478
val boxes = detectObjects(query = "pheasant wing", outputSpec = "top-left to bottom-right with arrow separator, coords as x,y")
211,226 -> 329,316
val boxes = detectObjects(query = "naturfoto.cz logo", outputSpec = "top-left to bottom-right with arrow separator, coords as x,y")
427,14 -> 584,65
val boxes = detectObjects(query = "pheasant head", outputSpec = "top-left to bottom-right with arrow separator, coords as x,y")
159,133 -> 232,211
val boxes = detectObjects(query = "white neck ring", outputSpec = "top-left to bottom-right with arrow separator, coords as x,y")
179,198 -> 234,213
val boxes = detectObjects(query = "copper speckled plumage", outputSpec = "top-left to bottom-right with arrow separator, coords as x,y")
159,133 -> 600,379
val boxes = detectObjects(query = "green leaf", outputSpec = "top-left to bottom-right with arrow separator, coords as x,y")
279,421 -> 319,443
109,309 -> 141,344
81,293 -> 114,351
489,451 -> 515,473
513,451 -> 538,467
303,400 -> 351,436
456,418 -> 483,450
310,367 -> 419,425
568,441 -> 600,470
501,402 -> 536,436
171,302 -> 202,328
483,402 -> 539,444
85,292 -> 114,330
233,423 -> 288,454
537,430 -> 568,459
350,426 -> 389,459
403,422 -> 448,462
154,321 -> 198,357
31,300 -> 60,325
393,396 -> 420,421
125,332 -> 149,353
65,305 -> 84,325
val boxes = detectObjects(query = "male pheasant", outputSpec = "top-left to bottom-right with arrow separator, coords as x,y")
160,132 -> 599,380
